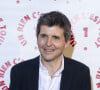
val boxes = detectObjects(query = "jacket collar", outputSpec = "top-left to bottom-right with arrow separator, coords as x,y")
31,56 -> 73,90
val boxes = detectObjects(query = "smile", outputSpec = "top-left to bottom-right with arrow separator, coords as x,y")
44,49 -> 55,53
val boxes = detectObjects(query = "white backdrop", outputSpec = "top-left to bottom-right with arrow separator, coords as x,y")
0,0 -> 100,90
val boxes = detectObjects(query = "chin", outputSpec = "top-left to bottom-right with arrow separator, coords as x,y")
42,55 -> 57,62
43,59 -> 55,62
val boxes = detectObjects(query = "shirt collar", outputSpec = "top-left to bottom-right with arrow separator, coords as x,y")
39,55 -> 64,77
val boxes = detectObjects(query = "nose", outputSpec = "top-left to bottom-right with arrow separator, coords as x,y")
46,38 -> 53,46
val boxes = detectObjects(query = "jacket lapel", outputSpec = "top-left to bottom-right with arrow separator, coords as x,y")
29,56 -> 73,90
60,57 -> 73,90
30,56 -> 40,90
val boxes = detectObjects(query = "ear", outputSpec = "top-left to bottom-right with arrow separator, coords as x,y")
65,40 -> 70,48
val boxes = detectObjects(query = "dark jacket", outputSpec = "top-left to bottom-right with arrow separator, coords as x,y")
8,56 -> 91,90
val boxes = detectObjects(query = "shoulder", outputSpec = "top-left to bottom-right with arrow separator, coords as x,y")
11,56 -> 39,73
64,56 -> 90,72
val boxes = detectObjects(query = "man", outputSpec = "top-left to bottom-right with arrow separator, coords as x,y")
9,11 -> 91,90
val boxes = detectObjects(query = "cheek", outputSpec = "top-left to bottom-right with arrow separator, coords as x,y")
38,40 -> 45,48
54,42 -> 65,49
54,39 -> 65,47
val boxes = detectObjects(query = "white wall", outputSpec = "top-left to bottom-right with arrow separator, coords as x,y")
0,0 -> 100,90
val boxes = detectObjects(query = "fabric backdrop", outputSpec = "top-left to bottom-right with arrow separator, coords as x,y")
0,0 -> 100,90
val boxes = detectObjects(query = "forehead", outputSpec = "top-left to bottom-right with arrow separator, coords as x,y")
40,25 -> 64,36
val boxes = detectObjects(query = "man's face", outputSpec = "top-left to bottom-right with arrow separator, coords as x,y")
37,25 -> 69,62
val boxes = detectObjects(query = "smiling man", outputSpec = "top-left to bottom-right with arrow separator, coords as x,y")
9,11 -> 91,90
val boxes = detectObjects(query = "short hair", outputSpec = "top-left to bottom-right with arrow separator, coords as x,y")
36,11 -> 71,41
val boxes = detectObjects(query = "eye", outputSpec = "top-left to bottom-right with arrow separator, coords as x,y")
53,36 -> 60,40
40,34 -> 47,38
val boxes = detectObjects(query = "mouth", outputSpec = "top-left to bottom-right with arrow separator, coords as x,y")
44,48 -> 55,53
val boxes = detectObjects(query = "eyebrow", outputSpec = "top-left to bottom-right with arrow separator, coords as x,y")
39,32 -> 61,37
40,33 -> 47,36
52,35 -> 60,39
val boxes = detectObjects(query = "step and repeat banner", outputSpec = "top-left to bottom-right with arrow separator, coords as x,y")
0,0 -> 100,90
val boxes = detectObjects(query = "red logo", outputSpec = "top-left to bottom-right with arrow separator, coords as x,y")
89,14 -> 100,48
17,11 -> 41,46
0,58 -> 24,90
70,31 -> 77,47
96,67 -> 100,88
0,18 -> 7,46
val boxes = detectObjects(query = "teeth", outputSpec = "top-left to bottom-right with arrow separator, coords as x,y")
46,50 -> 53,51
47,50 -> 53,51
45,49 -> 54,52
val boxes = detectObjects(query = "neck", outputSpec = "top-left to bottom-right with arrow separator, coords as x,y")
41,56 -> 62,77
